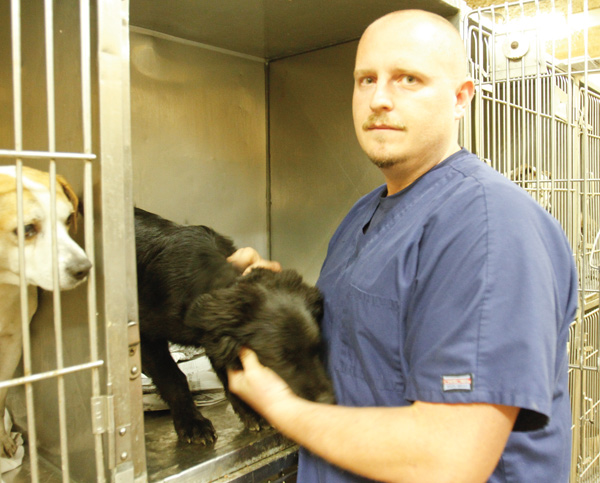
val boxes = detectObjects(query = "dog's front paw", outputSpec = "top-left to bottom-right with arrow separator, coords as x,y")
239,412 -> 271,432
174,413 -> 217,446
0,432 -> 18,458
226,395 -> 271,432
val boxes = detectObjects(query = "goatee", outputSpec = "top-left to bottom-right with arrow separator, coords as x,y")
371,158 -> 399,169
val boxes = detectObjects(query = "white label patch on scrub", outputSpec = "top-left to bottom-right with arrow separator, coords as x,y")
442,374 -> 473,392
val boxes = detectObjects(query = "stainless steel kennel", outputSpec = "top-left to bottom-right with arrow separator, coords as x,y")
0,0 -> 598,482
1,0 -> 144,481
463,1 -> 600,481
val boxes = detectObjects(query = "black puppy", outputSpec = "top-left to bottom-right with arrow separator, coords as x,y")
134,207 -> 334,445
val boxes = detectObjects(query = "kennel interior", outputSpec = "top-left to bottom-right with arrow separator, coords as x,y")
0,0 -> 598,482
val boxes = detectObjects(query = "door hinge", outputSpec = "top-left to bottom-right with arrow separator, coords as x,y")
91,395 -> 115,435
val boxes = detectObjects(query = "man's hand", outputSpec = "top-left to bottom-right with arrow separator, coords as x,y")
229,348 -> 517,483
227,247 -> 282,275
227,348 -> 297,419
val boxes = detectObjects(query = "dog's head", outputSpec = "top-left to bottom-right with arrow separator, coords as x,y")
0,166 -> 92,290
185,268 -> 335,404
510,164 -> 552,211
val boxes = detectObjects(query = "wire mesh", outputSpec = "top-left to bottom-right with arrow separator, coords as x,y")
463,1 -> 600,480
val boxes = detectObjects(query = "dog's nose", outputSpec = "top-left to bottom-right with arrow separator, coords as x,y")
69,258 -> 92,280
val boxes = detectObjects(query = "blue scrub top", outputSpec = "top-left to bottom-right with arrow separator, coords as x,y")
298,149 -> 578,482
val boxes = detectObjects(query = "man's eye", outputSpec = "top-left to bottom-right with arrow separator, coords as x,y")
66,214 -> 74,227
401,75 -> 417,85
360,77 -> 375,85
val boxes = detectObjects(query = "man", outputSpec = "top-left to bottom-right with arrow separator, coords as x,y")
228,9 -> 578,482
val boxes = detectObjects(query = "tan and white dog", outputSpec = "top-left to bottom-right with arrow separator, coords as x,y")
510,164 -> 552,212
0,166 -> 91,457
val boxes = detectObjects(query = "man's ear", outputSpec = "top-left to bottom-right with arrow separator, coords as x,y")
454,77 -> 475,121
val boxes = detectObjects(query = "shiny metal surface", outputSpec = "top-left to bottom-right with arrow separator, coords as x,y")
268,9 -> 462,284
130,0 -> 460,60
97,0 -> 147,480
129,29 -> 268,254
1,0 -> 465,481
2,451 -> 63,483
144,400 -> 297,482
269,42 -> 385,283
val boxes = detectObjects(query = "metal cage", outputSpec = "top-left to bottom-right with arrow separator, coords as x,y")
3,0 -> 598,481
462,1 -> 600,481
0,1 -> 145,482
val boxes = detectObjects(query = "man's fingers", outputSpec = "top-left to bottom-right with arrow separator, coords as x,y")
227,247 -> 259,272
238,347 -> 260,368
229,349 -> 260,397
242,260 -> 282,275
227,247 -> 282,275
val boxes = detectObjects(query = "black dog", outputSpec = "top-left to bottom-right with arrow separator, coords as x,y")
134,207 -> 334,445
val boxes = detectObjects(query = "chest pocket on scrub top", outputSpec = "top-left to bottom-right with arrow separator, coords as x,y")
336,282 -> 405,398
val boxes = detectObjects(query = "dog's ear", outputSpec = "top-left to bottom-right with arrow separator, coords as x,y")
277,270 -> 324,323
305,286 -> 324,324
213,335 -> 243,371
56,174 -> 80,232
248,269 -> 324,323
77,195 -> 85,217
184,285 -> 263,369
184,284 -> 262,331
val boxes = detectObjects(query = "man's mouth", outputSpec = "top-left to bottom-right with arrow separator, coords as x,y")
362,117 -> 406,131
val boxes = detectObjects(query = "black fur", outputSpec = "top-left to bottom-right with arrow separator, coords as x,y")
134,207 -> 334,445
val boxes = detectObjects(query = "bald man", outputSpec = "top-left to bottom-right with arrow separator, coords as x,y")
229,10 -> 577,482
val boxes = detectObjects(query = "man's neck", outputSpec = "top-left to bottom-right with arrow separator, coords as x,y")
382,144 -> 461,196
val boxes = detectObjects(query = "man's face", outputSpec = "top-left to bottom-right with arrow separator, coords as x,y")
352,18 -> 464,170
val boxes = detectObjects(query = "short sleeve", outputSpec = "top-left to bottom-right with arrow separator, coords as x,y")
403,178 -> 572,430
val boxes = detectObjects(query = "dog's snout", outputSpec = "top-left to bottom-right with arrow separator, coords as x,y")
69,257 -> 92,280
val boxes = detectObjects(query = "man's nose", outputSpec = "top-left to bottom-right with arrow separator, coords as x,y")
370,82 -> 394,111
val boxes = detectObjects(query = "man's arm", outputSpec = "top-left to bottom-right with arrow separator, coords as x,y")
228,349 -> 519,483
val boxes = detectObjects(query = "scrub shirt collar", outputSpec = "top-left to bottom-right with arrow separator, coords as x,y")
364,148 -> 468,234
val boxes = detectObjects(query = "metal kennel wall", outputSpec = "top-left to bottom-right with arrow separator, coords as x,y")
0,1 -> 146,482
14,0 -> 600,481
462,1 -> 600,481
128,1 -> 460,481
1,0 -> 464,482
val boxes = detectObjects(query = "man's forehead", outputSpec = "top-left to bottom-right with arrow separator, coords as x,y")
356,14 -> 467,79
355,34 -> 437,73
366,9 -> 457,36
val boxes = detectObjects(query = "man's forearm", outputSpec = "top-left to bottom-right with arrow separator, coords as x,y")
228,350 -> 517,483
266,395 -> 430,482
263,395 -> 515,483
